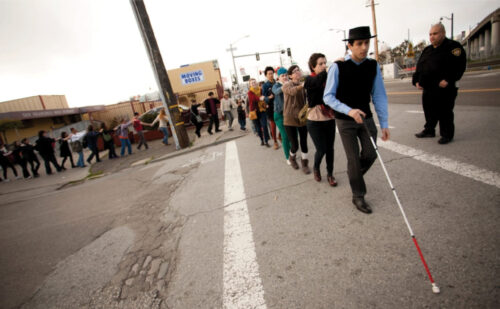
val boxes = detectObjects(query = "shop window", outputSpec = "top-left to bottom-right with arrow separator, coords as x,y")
21,119 -> 34,128
52,116 -> 65,124
69,114 -> 82,123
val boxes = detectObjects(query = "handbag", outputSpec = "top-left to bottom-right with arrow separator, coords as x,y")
249,110 -> 257,120
190,110 -> 202,123
298,103 -> 309,126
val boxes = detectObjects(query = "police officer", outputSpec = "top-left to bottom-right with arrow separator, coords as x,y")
412,23 -> 466,144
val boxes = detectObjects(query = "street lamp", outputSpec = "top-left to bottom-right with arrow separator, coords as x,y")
226,35 -> 250,87
440,13 -> 454,40
329,28 -> 347,55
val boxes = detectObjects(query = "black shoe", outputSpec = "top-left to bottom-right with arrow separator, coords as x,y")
215,130 -> 222,133
265,143 -> 271,148
415,130 -> 435,138
352,198 -> 372,214
260,141 -> 265,146
208,131 -> 213,135
438,137 -> 452,144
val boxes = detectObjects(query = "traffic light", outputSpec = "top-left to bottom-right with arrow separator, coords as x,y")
287,48 -> 292,57
256,52 -> 260,61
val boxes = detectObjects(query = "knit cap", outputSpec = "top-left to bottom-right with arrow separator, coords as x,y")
277,67 -> 287,77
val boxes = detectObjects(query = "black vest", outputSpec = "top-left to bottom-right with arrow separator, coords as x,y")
335,59 -> 377,121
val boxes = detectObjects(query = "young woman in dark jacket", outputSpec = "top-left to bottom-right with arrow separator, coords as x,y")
59,132 -> 75,169
304,53 -> 337,186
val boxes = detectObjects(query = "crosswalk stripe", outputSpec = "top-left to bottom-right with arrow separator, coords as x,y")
378,140 -> 500,189
223,141 -> 267,309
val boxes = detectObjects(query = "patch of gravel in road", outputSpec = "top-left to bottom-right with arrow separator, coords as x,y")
85,163 -> 200,308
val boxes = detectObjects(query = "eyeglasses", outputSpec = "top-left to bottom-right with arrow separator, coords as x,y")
292,69 -> 300,74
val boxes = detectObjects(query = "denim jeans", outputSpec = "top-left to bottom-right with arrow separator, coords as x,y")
76,151 -> 85,167
120,138 -> 132,156
253,111 -> 270,143
159,127 -> 169,144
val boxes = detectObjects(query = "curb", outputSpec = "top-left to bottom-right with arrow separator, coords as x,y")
149,133 -> 248,164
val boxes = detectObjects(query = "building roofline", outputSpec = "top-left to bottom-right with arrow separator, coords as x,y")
0,105 -> 105,120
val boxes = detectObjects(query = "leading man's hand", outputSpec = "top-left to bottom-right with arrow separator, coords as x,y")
381,128 -> 390,141
347,109 -> 366,124
439,80 -> 448,88
416,82 -> 423,90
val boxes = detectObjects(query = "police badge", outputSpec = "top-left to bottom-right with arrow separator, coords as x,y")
452,48 -> 461,57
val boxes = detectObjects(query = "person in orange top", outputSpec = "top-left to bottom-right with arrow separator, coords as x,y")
247,78 -> 270,147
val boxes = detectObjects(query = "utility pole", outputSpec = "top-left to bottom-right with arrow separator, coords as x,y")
441,13 -> 454,39
228,43 -> 238,85
129,0 -> 189,149
367,0 -> 380,61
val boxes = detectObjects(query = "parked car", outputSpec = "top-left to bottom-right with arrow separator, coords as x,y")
139,104 -> 209,127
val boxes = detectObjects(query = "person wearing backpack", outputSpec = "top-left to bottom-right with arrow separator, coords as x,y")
100,123 -> 118,159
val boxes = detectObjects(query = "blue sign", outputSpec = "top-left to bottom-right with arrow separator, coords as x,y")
180,70 -> 204,85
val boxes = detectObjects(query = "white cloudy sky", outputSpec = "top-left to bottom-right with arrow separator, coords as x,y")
0,0 -> 497,107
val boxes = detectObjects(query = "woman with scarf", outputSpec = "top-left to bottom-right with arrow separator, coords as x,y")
304,53 -> 337,186
247,78 -> 270,147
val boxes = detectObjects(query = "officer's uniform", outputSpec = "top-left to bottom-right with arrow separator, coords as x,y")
412,38 -> 466,140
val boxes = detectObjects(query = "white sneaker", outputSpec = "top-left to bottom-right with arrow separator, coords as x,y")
16,176 -> 22,180
4,178 -> 10,182
286,159 -> 291,165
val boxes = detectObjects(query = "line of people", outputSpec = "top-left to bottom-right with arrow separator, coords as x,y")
246,26 -> 390,215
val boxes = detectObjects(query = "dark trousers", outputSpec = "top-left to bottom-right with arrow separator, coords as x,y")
87,146 -> 100,163
422,87 -> 457,139
193,120 -> 203,137
136,131 -> 149,149
41,153 -> 61,174
253,112 -> 270,143
27,157 -> 40,176
207,114 -> 220,133
284,125 -> 308,155
307,119 -> 336,175
61,155 -> 75,168
105,141 -> 118,159
1,160 -> 18,179
17,159 -> 31,178
238,117 -> 246,130
336,118 -> 378,198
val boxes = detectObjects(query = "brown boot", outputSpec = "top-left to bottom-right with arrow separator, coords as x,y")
301,159 -> 311,174
289,155 -> 299,170
327,174 -> 338,187
273,142 -> 279,150
313,168 -> 321,182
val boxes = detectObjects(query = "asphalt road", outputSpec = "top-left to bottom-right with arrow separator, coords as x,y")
0,72 -> 498,308
385,70 -> 500,107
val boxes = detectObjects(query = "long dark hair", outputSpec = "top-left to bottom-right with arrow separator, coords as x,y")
308,53 -> 326,72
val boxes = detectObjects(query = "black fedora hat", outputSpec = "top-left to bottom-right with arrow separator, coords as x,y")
343,26 -> 376,41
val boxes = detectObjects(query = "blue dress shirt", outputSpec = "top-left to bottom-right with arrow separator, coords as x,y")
323,55 -> 389,128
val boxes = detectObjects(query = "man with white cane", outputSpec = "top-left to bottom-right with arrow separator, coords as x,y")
323,26 -> 389,214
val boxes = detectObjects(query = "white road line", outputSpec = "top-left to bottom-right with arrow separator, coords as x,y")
223,141 -> 267,309
406,110 -> 424,114
378,140 -> 500,189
